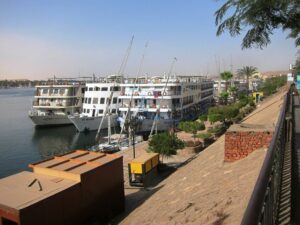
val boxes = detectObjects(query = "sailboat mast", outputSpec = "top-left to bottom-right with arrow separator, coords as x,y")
149,57 -> 177,138
118,41 -> 149,144
95,36 -> 134,143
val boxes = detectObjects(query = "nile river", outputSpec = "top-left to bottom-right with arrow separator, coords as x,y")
0,88 -> 99,178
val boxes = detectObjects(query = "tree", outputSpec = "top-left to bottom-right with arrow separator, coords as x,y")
259,76 -> 287,96
208,105 -> 239,124
220,71 -> 233,92
228,86 -> 238,103
178,121 -> 205,134
148,132 -> 184,162
215,0 -> 300,49
219,91 -> 229,105
223,105 -> 239,121
237,66 -> 258,93
190,121 -> 205,142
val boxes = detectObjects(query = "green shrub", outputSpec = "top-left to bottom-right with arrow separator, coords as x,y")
223,105 -> 239,120
208,113 -> 224,124
249,100 -> 255,107
208,124 -> 225,133
178,121 -> 205,133
199,114 -> 208,122
259,76 -> 287,96
197,132 -> 212,140
148,132 -> 184,162
233,114 -> 243,123
208,105 -> 239,123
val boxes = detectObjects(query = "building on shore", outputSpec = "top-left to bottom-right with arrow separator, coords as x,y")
213,79 -> 248,101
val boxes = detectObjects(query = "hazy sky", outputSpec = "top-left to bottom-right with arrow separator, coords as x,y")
0,0 -> 298,80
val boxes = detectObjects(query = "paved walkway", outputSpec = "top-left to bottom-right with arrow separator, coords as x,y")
116,89 -> 286,225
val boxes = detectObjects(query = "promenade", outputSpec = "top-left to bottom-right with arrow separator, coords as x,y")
115,88 -> 286,225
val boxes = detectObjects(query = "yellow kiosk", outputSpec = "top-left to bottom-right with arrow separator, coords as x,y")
128,153 -> 159,186
252,91 -> 264,103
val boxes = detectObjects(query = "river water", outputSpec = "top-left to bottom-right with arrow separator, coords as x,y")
0,88 -> 101,178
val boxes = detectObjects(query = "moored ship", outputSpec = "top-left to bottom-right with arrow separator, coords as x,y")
118,75 -> 214,133
68,75 -> 122,132
29,78 -> 86,126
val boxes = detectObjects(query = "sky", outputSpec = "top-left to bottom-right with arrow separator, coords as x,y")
0,0 -> 298,80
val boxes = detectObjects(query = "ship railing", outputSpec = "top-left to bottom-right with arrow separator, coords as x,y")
32,101 -> 39,106
241,85 -> 292,225
120,90 -> 182,97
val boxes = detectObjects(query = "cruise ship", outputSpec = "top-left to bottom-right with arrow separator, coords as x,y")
29,79 -> 86,126
68,75 -> 122,132
118,75 -> 214,133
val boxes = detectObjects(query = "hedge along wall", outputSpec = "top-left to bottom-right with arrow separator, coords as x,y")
224,124 -> 274,162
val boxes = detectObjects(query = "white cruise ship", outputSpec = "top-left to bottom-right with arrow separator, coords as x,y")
29,80 -> 86,126
118,75 -> 214,133
68,75 -> 122,132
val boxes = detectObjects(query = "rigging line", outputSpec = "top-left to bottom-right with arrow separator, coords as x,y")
118,41 -> 149,144
95,36 -> 134,143
149,57 -> 177,138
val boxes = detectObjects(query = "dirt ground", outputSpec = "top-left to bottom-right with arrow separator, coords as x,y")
110,87 -> 287,225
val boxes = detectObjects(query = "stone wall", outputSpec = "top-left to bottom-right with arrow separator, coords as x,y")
224,124 -> 274,162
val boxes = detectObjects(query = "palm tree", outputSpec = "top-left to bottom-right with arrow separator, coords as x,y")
228,86 -> 238,103
237,66 -> 258,94
220,71 -> 233,92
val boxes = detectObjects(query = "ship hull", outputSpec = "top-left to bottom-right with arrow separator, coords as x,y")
29,115 -> 72,126
68,115 -> 118,132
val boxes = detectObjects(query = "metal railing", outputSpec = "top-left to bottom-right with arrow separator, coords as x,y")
241,86 -> 292,225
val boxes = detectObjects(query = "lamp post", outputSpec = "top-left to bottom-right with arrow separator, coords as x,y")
129,117 -> 138,159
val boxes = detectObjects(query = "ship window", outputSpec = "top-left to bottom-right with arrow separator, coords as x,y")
113,97 -> 117,104
59,89 -> 64,94
110,86 -> 120,91
119,99 -> 121,103
87,109 -> 90,114
100,98 -> 105,104
88,98 -> 91,104
99,109 -> 103,114
111,109 -> 116,113
81,88 -> 85,94
83,108 -> 86,113
84,98 -> 88,103
101,87 -> 108,91
42,88 -> 48,94
89,87 -> 93,91
95,87 -> 100,91
54,89 -> 59,94
93,98 -> 98,104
